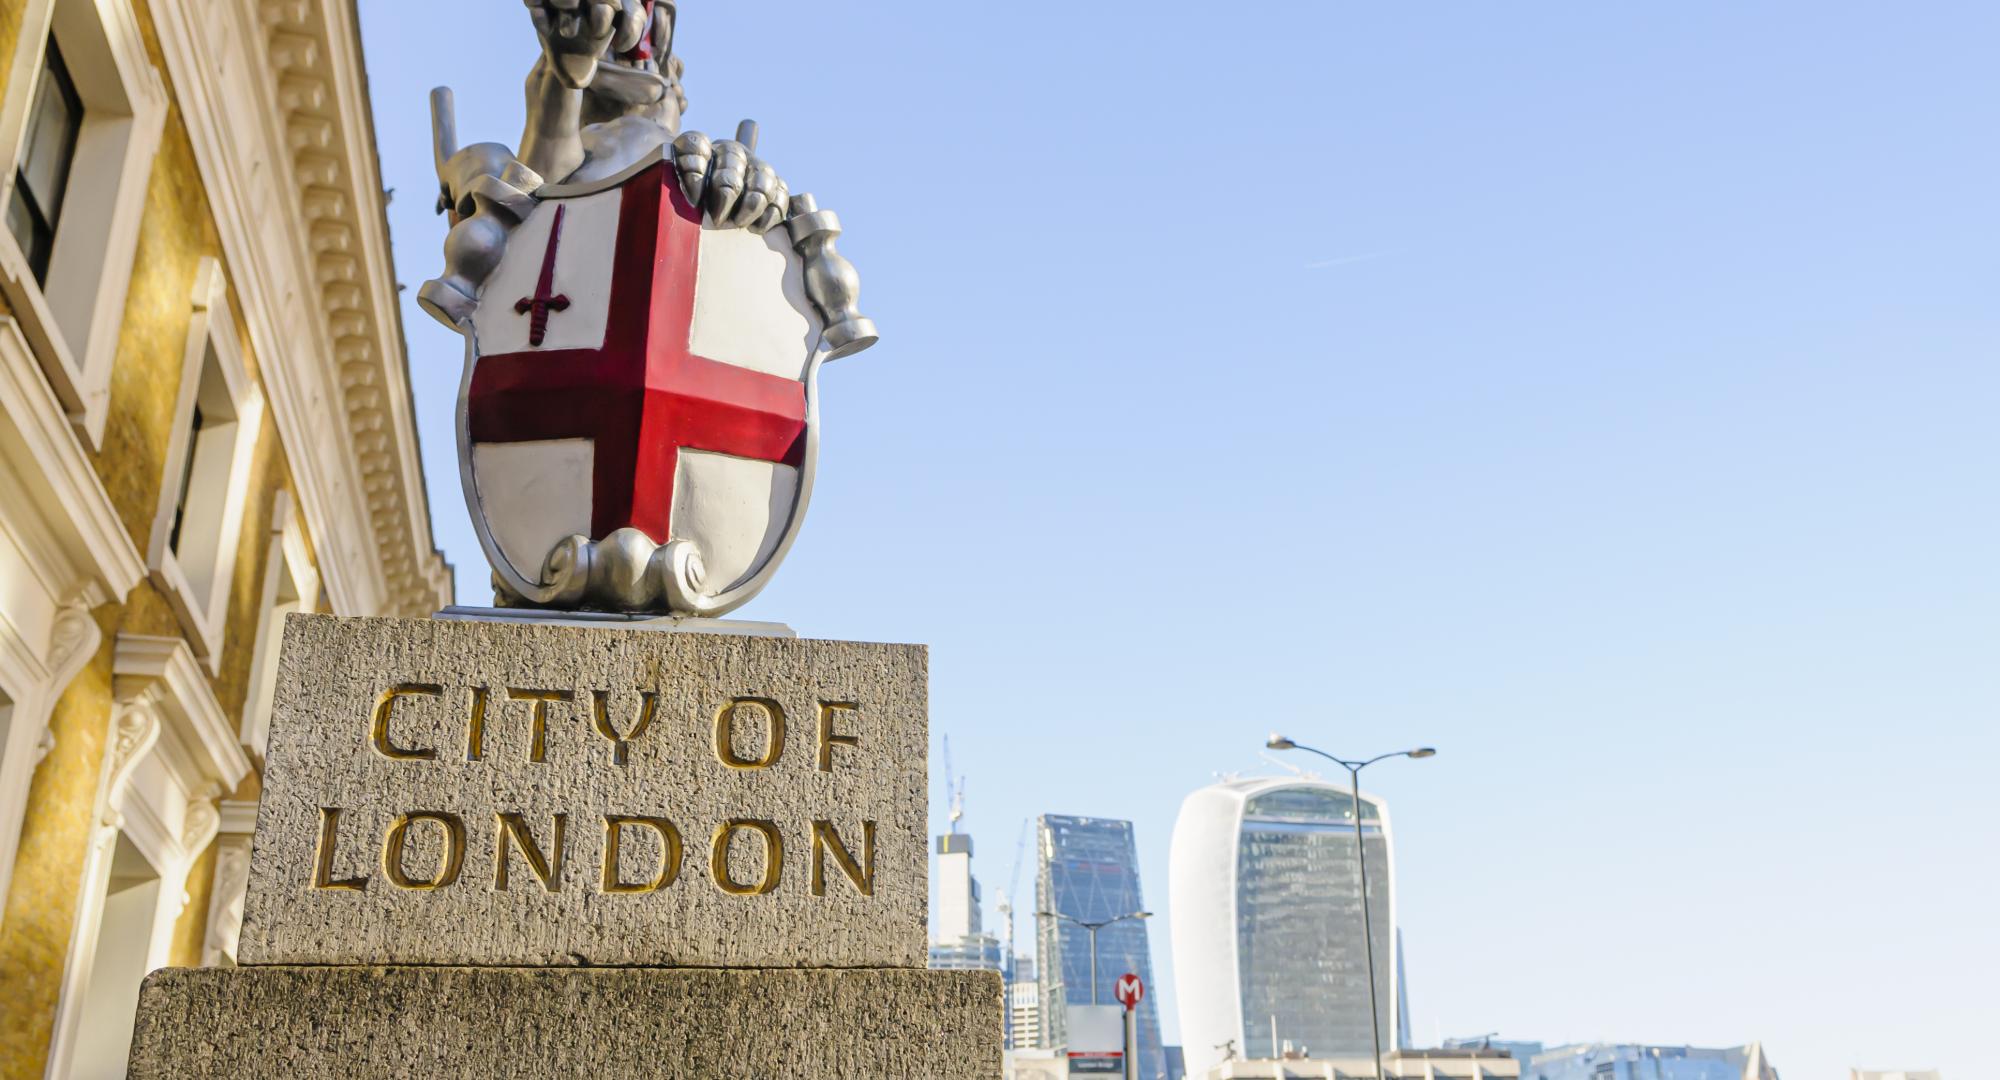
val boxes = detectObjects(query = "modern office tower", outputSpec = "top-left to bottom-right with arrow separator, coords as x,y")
937,831 -> 982,940
1036,814 -> 1166,1078
929,831 -> 1004,971
1525,1042 -> 1779,1080
1007,956 -> 1041,1050
1169,777 -> 1400,1078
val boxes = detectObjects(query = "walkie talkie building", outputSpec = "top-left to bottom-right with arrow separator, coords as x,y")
1168,777 -> 1400,1078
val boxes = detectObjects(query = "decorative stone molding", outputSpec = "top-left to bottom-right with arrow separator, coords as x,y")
100,690 -> 165,825
145,0 -> 453,619
201,800 -> 257,967
46,638 -> 253,1076
0,314 -> 138,927
110,636 -> 252,797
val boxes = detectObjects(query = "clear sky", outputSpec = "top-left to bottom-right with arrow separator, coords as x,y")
356,3 -> 1997,1075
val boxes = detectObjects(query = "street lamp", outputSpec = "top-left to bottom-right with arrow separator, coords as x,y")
1265,734 -> 1435,1080
1034,908 -> 1151,1004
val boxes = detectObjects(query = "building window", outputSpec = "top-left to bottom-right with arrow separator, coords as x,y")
0,0 -> 168,445
146,259 -> 263,670
4,39 -> 81,284
240,493 -> 318,760
67,833 -> 163,1077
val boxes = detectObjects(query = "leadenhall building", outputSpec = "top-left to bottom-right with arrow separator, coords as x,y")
0,0 -> 448,1073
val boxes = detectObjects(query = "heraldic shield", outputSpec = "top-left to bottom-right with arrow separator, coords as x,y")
457,152 -> 846,617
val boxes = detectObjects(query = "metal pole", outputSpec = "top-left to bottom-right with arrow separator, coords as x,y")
1124,1002 -> 1137,1080
1351,764 -> 1384,1080
1088,923 -> 1101,1004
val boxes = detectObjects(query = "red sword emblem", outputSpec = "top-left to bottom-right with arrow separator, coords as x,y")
470,164 -> 807,544
514,203 -> 572,346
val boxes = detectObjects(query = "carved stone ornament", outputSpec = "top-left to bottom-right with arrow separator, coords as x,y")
204,837 -> 251,967
99,692 -> 163,828
421,0 -> 877,618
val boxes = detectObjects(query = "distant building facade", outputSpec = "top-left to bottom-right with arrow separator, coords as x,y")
1850,1071 -> 1940,1080
1036,813 -> 1166,1078
1524,1042 -> 1779,1080
1009,954 -> 1042,1049
1169,777 -> 1400,1078
1201,1048 -> 1520,1080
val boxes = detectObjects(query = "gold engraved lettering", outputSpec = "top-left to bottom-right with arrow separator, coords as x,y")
591,690 -> 658,767
311,807 -> 368,891
465,686 -> 490,761
495,812 -> 567,891
370,683 -> 442,760
710,818 -> 783,895
601,815 -> 682,894
811,820 -> 876,897
713,696 -> 786,770
382,811 -> 466,890
503,688 -> 573,763
815,701 -> 861,772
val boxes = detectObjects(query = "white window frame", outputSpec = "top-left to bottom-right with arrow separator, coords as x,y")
145,258 -> 264,671
0,0 -> 167,447
239,490 -> 318,760
45,634 -> 248,1080
0,312 -> 143,927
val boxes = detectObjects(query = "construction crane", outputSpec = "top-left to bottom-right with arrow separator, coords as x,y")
941,735 -> 965,835
994,817 -> 1029,967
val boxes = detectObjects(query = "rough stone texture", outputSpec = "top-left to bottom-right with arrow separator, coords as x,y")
239,614 -> 927,968
129,966 -> 1001,1079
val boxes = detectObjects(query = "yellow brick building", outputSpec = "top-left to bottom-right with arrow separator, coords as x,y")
0,0 -> 448,1075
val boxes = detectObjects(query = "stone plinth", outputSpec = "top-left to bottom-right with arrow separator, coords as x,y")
239,614 -> 927,968
128,966 -> 1001,1078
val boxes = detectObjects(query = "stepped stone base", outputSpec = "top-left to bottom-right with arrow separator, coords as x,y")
129,966 -> 1001,1078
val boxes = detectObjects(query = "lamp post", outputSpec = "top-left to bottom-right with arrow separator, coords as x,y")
1035,908 -> 1151,1004
1038,908 -> 1152,1080
1265,734 -> 1435,1080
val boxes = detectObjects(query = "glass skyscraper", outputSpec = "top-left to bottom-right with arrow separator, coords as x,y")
1034,814 -> 1165,1079
1168,777 -> 1399,1078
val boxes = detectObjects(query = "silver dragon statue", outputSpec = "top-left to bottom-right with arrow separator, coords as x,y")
417,0 -> 873,356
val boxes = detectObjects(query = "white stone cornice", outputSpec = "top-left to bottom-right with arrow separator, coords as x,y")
0,318 -> 145,602
112,635 -> 252,792
144,0 -> 453,619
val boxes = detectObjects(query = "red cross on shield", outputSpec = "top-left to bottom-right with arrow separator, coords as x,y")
458,153 -> 825,613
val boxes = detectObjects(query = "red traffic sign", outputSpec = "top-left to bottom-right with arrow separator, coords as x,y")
1114,973 -> 1145,1010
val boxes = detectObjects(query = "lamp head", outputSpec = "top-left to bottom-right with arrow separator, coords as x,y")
1266,733 -> 1296,751
1408,747 -> 1438,759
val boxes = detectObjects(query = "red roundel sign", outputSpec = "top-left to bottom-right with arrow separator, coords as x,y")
1114,973 -> 1145,1010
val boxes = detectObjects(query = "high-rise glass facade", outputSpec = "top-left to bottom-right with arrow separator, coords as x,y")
1169,778 -> 1399,1078
1035,814 -> 1165,1079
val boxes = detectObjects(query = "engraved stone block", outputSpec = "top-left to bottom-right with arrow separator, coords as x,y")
129,966 -> 1002,1078
237,614 -> 926,967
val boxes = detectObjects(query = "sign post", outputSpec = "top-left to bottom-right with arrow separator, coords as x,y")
1066,1005 -> 1126,1074
1115,974 -> 1144,1080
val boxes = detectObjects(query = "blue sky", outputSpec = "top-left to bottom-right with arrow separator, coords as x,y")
357,3 -> 1998,1075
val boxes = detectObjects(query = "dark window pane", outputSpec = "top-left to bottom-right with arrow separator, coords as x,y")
7,39 -> 82,284
168,404 -> 206,555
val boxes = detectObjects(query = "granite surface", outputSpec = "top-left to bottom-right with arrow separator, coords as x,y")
237,614 -> 927,968
129,965 -> 1002,1078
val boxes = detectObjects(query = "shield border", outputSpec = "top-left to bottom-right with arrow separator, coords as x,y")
454,145 -> 828,617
